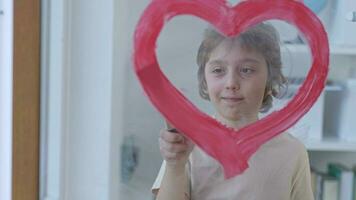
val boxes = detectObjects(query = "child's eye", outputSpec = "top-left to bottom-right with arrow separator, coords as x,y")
240,67 -> 254,74
212,67 -> 224,74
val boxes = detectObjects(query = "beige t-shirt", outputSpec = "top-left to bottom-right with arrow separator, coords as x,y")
152,133 -> 314,200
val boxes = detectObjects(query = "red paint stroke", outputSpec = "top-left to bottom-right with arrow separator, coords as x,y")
133,0 -> 329,178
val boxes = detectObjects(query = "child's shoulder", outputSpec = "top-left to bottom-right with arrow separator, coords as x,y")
261,132 -> 308,161
265,132 -> 306,150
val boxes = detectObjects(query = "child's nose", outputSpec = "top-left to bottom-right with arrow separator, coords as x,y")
225,72 -> 240,90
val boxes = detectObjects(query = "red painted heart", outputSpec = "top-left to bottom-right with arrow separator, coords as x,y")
133,0 -> 329,178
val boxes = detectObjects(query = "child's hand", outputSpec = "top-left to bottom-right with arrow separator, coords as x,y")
159,128 -> 194,169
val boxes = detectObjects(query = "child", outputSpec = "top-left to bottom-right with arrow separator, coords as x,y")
152,23 -> 314,200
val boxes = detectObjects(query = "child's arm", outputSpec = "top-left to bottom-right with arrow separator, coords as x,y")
156,163 -> 190,200
156,122 -> 194,200
290,148 -> 314,200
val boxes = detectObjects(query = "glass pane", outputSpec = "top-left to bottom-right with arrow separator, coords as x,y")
41,0 -> 356,199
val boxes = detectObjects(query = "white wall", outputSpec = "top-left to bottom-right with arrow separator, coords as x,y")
117,2 -> 160,198
0,0 -> 13,200
111,0 -> 129,199
41,0 -> 174,199
117,2 -> 216,199
41,0 -> 117,199
63,0 -> 115,199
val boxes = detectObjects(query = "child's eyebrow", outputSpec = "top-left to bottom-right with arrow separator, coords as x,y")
207,58 -> 261,66
207,59 -> 227,67
238,58 -> 261,64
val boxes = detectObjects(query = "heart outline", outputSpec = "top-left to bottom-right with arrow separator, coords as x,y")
133,0 -> 329,178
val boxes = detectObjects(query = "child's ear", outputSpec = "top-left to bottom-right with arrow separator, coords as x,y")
203,80 -> 211,100
263,83 -> 273,98
203,88 -> 210,100
199,80 -> 211,101
265,90 -> 272,96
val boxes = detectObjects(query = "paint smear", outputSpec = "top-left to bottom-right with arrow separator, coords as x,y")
133,0 -> 329,178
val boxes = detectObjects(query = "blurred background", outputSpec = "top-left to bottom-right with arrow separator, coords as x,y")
1,0 -> 356,199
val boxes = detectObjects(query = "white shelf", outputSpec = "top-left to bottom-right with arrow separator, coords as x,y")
283,44 -> 356,56
305,138 -> 356,152
330,45 -> 356,55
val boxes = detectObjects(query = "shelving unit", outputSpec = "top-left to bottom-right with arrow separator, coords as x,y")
281,40 -> 356,177
284,43 -> 356,56
305,138 -> 356,152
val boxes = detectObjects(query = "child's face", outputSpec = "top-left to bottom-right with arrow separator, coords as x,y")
204,39 -> 268,124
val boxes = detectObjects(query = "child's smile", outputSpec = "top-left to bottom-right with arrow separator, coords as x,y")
204,39 -> 268,129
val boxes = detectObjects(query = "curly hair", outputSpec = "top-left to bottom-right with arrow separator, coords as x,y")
196,23 -> 287,113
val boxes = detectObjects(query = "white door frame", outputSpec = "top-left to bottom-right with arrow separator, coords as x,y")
0,0 -> 13,199
40,0 -> 126,199
40,0 -> 70,199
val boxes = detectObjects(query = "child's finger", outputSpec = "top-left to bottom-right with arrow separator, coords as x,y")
160,129 -> 184,143
159,138 -> 189,153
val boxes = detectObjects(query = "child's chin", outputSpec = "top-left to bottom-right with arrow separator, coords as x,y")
221,113 -> 242,122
